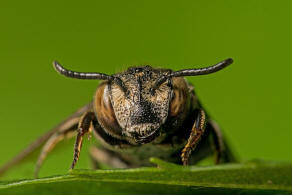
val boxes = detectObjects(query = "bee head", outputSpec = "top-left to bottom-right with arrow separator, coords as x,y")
108,66 -> 172,143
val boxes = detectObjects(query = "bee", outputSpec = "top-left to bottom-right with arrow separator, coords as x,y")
0,58 -> 236,177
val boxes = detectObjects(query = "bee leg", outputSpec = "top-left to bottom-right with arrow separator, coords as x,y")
71,111 -> 95,170
34,125 -> 77,178
181,109 -> 207,165
0,103 -> 91,178
208,119 -> 238,163
89,146 -> 128,169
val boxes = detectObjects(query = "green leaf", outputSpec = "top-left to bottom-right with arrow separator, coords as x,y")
0,159 -> 292,195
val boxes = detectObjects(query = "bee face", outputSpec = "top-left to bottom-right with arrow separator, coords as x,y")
94,66 -> 194,144
107,66 -> 172,143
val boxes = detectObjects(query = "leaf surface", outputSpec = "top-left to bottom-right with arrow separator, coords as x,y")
0,159 -> 291,195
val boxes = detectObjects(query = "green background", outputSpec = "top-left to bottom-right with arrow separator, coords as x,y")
0,0 -> 291,179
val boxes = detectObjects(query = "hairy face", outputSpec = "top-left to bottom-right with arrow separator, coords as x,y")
109,66 -> 172,143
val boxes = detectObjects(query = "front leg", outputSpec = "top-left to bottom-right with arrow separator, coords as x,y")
71,111 -> 96,169
181,109 -> 207,165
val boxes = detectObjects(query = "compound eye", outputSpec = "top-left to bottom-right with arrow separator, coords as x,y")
169,78 -> 188,117
94,82 -> 123,137
170,89 -> 183,116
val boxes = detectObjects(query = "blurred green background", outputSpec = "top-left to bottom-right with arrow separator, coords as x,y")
1,0 -> 291,179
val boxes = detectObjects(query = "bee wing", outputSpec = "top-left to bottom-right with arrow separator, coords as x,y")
207,119 -> 238,163
0,102 -> 93,177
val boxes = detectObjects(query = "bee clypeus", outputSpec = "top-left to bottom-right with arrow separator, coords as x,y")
0,58 -> 236,177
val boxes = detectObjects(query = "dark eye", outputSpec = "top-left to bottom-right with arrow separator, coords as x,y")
135,68 -> 143,73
